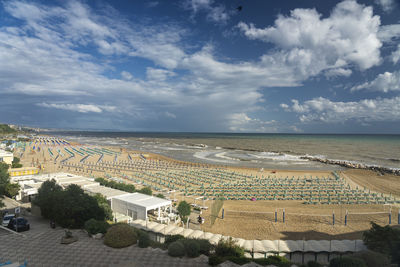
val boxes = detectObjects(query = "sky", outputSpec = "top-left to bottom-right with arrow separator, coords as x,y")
0,0 -> 400,133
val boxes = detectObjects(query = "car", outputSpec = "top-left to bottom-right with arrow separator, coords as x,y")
7,217 -> 30,232
2,214 -> 15,227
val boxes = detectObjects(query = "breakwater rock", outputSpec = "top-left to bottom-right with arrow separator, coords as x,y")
300,156 -> 400,176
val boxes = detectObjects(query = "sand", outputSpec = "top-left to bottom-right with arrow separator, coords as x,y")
15,137 -> 400,240
341,169 -> 400,198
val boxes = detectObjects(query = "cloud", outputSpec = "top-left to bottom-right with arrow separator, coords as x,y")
164,112 -> 176,119
183,0 -> 231,23
238,0 -> 382,76
392,45 -> 400,64
375,0 -> 396,12
121,71 -> 133,80
324,68 -> 352,77
1,0 -> 398,132
227,113 -> 277,132
351,71 -> 400,92
378,24 -> 400,42
146,68 -> 176,81
147,2 -> 159,8
281,97 -> 400,123
37,103 -> 116,113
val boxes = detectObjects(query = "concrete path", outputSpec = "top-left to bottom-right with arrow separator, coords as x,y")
0,215 -> 209,267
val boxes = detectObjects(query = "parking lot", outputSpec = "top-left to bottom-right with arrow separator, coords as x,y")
0,214 -> 209,267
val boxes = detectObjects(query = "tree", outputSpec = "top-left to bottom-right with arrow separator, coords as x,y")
93,193 -> 113,221
138,186 -> 152,196
11,157 -> 22,168
52,184 -> 105,228
33,179 -> 62,219
5,183 -> 20,198
363,222 -> 400,264
177,201 -> 191,222
0,162 -> 10,196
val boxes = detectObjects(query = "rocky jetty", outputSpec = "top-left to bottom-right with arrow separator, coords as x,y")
300,156 -> 400,176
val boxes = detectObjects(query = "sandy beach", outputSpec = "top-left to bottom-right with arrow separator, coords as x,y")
15,137 -> 400,240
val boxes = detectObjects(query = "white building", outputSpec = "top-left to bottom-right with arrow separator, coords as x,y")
11,172 -> 128,202
111,193 -> 172,221
0,149 -> 13,165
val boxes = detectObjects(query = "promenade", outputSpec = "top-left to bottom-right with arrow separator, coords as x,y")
0,215 -> 209,267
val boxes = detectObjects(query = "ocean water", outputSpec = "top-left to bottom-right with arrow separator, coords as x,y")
48,132 -> 400,171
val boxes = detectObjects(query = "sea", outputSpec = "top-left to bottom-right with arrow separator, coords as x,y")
47,132 -> 400,171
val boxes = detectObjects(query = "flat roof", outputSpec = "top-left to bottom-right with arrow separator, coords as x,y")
113,193 -> 171,210
0,149 -> 13,157
85,185 -> 127,199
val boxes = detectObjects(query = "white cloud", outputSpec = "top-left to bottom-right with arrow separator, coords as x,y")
351,71 -> 400,92
378,24 -> 400,42
392,45 -> 400,64
227,113 -> 277,132
121,71 -> 133,80
183,0 -> 231,23
146,68 -> 176,81
164,112 -> 176,119
375,0 -> 395,12
324,68 -> 352,77
238,0 -> 382,76
37,103 -> 116,113
147,2 -> 159,8
281,97 -> 400,123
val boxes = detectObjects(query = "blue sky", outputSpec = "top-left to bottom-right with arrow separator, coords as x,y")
0,0 -> 400,133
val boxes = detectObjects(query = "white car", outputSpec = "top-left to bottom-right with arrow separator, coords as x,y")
2,214 -> 15,227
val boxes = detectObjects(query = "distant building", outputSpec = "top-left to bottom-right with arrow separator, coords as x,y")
0,149 -> 13,165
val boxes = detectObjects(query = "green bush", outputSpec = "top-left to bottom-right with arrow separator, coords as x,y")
168,241 -> 185,257
183,239 -> 200,258
104,224 -> 137,248
352,251 -> 391,267
253,255 -> 291,267
84,219 -> 109,235
138,186 -> 152,195
329,256 -> 367,267
195,239 -> 212,256
208,255 -> 224,266
306,261 -> 323,267
215,237 -> 244,258
226,256 -> 251,265
165,235 -> 185,246
138,231 -> 151,248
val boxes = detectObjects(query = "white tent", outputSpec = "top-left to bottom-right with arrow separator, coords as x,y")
111,192 -> 172,220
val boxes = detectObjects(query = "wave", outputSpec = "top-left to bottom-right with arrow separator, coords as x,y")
193,151 -> 237,164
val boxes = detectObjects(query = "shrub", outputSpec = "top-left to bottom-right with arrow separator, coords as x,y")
352,251 -> 391,267
306,261 -> 323,267
184,239 -> 200,258
165,234 -> 185,246
138,186 -> 152,195
254,255 -> 291,267
104,224 -> 137,248
226,256 -> 251,265
208,255 -> 223,266
168,241 -> 185,257
138,231 -> 151,248
195,239 -> 212,256
155,193 -> 165,199
214,237 -> 244,258
84,219 -> 109,235
329,256 -> 367,267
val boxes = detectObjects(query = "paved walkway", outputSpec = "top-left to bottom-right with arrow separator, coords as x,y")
0,216 -> 209,267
